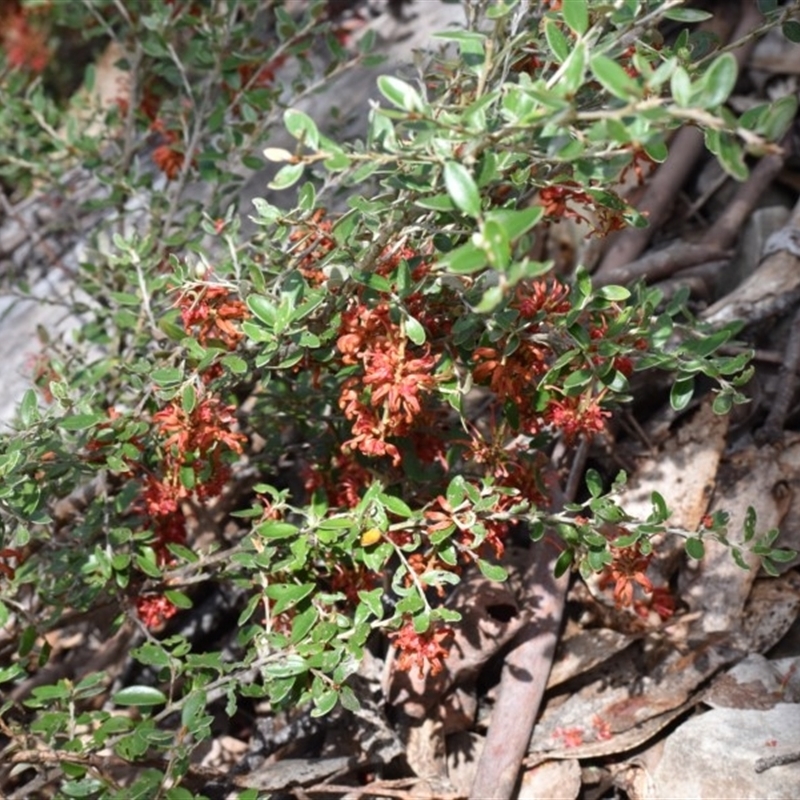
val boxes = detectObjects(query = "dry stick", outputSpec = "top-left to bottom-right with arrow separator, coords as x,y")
594,1 -> 764,278
700,147 -> 788,251
757,303 -> 800,443
468,537 -> 570,799
593,242 -> 731,287
593,145 -> 786,287
754,192 -> 800,440
469,458 -> 583,799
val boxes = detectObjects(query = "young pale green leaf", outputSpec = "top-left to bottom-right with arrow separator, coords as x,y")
562,0 -> 588,35
284,108 -> 320,150
590,54 -> 642,100
443,161 -> 481,218
268,163 -> 305,190
670,66 -> 692,107
377,75 -> 424,112
113,686 -> 167,707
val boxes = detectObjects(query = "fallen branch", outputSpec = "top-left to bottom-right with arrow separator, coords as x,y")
468,463 -> 577,800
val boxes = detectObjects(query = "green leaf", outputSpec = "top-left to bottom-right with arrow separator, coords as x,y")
477,559 -> 508,582
562,0 -> 588,35
19,389 -> 39,427
443,161 -> 481,218
438,241 -> 488,274
670,66 -> 692,107
591,54 -> 641,100
544,18 -> 569,63
59,413 -> 106,431
685,537 -> 705,560
265,582 -> 315,615
311,688 -> 339,716
379,493 -> 414,518
485,206 -> 544,240
695,53 -> 737,109
586,468 -> 603,498
561,41 -> 587,95
268,163 -> 304,190
597,285 -> 631,301
743,506 -> 757,542
554,548 -> 574,577
377,75 -> 424,112
164,590 -> 192,610
247,295 -> 277,327
181,383 -> 196,414
663,8 -> 713,22
783,19 -> 800,43
151,368 -> 183,386
284,108 -> 320,150
712,393 -> 733,415
481,218 -> 510,269
651,491 -> 668,520
670,376 -> 695,410
256,521 -> 299,539
404,315 -> 426,346
761,95 -> 798,141
112,686 -> 167,707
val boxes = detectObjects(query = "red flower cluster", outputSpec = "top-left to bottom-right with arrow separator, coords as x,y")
1,3 -> 50,73
337,302 -> 438,466
545,394 -> 610,443
150,120 -> 187,180
176,284 -> 249,349
289,209 -> 337,286
471,278 -> 574,436
124,395 -> 245,626
136,594 -> 179,629
597,534 -> 674,621
391,621 -> 453,678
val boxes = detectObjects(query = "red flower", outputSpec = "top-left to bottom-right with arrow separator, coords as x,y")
152,143 -> 184,180
136,595 -> 178,629
391,621 -> 454,678
545,394 -> 610,443
1,5 -> 50,73
598,538 -> 653,609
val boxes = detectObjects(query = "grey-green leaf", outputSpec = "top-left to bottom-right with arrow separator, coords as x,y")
443,161 -> 481,218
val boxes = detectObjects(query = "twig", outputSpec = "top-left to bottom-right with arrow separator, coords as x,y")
756,303 -> 800,443
754,750 -> 800,773
701,147 -> 788,251
593,242 -> 731,287
468,460 -> 580,799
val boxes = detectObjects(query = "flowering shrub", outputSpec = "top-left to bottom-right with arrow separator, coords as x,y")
0,0 -> 797,796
